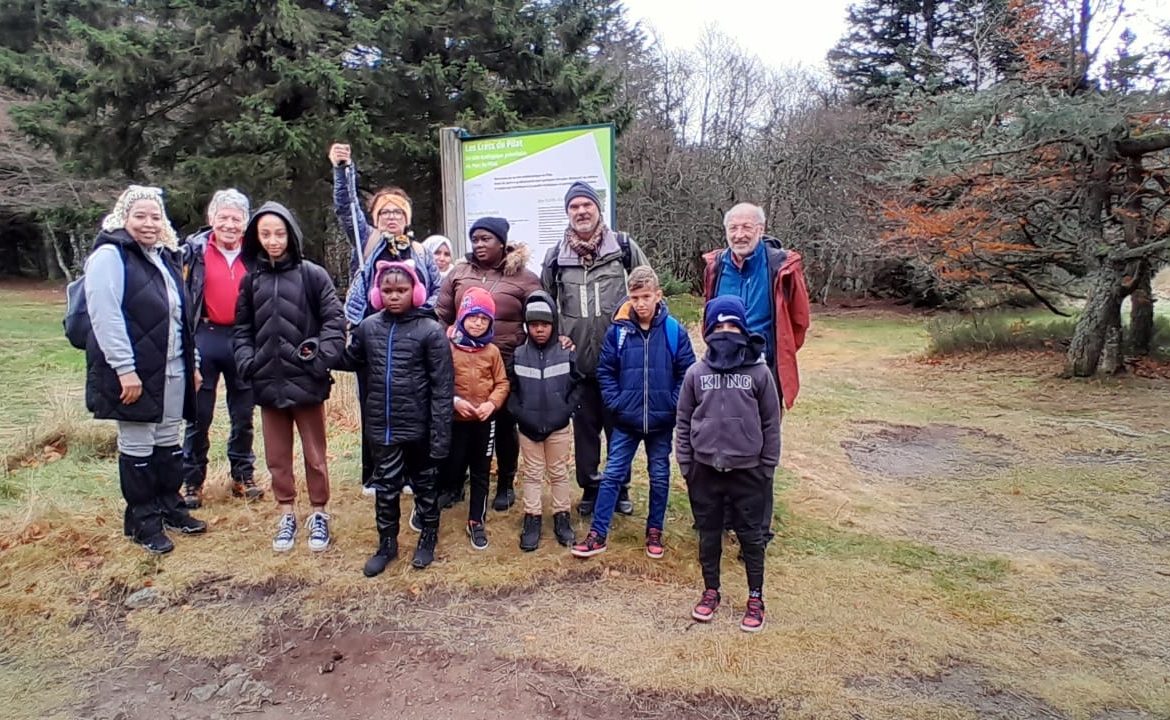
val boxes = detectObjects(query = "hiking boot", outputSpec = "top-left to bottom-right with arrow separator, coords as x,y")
412,527 -> 438,569
363,536 -> 399,577
577,486 -> 598,517
165,513 -> 208,535
616,486 -> 634,516
232,476 -> 263,500
182,483 -> 203,509
492,487 -> 515,512
408,506 -> 422,533
519,514 -> 542,552
307,512 -> 331,552
741,596 -> 766,632
552,511 -> 575,547
135,530 -> 174,555
645,527 -> 665,559
570,530 -> 607,558
468,520 -> 489,550
272,514 -> 297,552
692,589 -> 721,622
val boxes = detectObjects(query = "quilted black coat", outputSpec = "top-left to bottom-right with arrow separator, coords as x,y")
233,202 -> 346,409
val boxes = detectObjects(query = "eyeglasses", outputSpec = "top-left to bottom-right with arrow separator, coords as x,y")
377,209 -> 407,219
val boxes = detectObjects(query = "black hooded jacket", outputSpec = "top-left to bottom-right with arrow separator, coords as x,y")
506,291 -> 584,441
233,202 -> 346,409
341,306 -> 454,458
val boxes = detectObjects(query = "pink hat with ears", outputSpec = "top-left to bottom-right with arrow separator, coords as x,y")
369,260 -> 426,310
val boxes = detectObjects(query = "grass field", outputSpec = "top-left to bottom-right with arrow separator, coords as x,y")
0,280 -> 1168,720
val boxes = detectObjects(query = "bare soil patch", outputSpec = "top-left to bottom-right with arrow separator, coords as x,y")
841,421 -> 1017,480
74,587 -> 787,720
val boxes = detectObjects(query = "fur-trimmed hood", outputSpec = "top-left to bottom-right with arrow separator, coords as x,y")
456,241 -> 532,277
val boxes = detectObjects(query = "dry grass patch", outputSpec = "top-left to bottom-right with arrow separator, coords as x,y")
2,288 -> 1169,720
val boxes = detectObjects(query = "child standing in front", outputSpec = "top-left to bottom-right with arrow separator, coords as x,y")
676,295 -> 781,632
233,202 -> 346,554
571,266 -> 695,559
442,287 -> 509,550
342,261 -> 453,574
508,291 -> 583,551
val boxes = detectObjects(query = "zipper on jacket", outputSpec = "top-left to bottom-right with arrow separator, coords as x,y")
579,281 -> 589,318
384,321 -> 396,445
272,272 -> 283,397
538,347 -> 546,435
642,327 -> 650,434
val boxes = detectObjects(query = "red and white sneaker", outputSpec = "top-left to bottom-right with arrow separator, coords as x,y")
740,596 -> 766,632
570,531 -> 607,558
692,589 -> 721,622
645,528 -> 665,559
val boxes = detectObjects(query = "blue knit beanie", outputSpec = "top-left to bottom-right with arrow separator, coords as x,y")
564,181 -> 602,212
703,296 -> 750,337
469,216 -> 510,244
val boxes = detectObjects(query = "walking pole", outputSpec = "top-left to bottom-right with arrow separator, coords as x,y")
346,162 -> 364,269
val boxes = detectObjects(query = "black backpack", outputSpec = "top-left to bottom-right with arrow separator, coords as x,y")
63,276 -> 91,349
64,245 -> 127,350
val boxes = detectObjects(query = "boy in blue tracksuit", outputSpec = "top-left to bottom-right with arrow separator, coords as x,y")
571,266 -> 696,559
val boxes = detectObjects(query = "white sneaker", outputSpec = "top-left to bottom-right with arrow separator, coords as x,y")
307,512 -> 331,552
272,514 -> 297,552
362,486 -> 376,498
402,483 -> 414,496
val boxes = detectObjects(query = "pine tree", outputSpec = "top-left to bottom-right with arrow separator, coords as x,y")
0,0 -> 627,264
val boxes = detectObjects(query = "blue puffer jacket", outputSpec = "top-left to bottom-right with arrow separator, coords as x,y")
597,299 -> 696,434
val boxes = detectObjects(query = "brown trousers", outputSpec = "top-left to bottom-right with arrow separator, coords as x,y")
261,403 -> 330,507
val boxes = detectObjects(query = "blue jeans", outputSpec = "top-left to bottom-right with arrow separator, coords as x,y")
590,427 -> 673,538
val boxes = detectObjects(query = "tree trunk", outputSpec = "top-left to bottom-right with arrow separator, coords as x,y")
1065,261 -> 1126,376
1128,261 -> 1155,357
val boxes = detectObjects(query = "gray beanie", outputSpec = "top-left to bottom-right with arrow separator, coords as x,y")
525,300 -> 555,324
564,181 -> 601,212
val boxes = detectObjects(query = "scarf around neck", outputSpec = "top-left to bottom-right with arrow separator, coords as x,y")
564,221 -> 609,267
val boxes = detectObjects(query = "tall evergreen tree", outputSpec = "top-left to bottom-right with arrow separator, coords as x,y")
828,0 -> 1017,95
0,0 -> 627,265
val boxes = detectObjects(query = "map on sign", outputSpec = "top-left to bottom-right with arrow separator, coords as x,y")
462,125 -> 615,275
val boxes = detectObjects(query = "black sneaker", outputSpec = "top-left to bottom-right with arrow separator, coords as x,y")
552,511 -> 575,547
232,476 -> 264,500
165,513 -> 208,535
363,537 -> 398,577
135,530 -> 175,555
519,514 -> 542,552
492,487 -> 515,512
570,531 -> 607,558
577,486 -> 598,517
468,520 -> 489,550
182,484 -> 203,509
615,486 -> 634,516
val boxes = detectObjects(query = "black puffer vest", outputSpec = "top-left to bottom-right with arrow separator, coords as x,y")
85,230 -> 197,423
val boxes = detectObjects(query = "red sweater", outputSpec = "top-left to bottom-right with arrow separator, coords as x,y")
203,239 -> 246,325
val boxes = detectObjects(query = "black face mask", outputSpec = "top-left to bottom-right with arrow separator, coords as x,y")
705,331 -> 750,370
